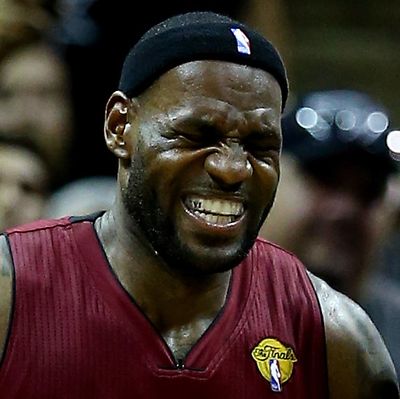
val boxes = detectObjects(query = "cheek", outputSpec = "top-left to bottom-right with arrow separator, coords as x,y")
145,144 -> 208,185
141,148 -> 193,210
252,161 -> 280,203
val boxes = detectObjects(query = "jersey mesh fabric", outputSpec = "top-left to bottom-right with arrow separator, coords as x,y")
0,216 -> 329,398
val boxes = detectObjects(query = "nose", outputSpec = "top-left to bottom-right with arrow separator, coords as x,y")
204,140 -> 253,188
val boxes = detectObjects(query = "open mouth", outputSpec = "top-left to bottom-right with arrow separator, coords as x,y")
184,195 -> 245,226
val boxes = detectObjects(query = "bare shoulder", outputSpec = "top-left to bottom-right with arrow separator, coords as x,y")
0,234 -> 13,361
308,272 -> 399,399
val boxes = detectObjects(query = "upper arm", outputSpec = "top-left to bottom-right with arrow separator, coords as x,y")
310,272 -> 400,399
0,234 -> 13,361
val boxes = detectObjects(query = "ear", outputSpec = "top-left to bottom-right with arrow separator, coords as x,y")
104,90 -> 136,159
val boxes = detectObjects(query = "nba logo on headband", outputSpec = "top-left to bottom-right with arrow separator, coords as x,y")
230,28 -> 251,55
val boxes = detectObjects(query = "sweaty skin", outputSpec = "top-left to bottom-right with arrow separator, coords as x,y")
100,61 -> 283,359
0,61 -> 398,397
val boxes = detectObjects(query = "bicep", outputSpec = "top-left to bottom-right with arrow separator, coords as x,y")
310,273 -> 400,399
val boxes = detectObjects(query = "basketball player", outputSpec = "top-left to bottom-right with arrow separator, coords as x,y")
0,11 -> 397,398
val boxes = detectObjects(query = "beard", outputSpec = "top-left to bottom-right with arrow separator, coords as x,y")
122,155 -> 275,277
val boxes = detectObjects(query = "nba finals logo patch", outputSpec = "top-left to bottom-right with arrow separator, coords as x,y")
251,338 -> 297,392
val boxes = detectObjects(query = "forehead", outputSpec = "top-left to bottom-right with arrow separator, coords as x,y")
140,60 -> 282,119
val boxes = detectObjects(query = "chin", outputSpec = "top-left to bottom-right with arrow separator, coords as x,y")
159,242 -> 252,277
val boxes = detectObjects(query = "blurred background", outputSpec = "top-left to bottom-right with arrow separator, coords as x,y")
284,0 -> 400,123
1,0 -> 399,189
0,0 -> 399,375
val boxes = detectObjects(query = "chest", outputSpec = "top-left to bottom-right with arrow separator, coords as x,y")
2,227 -> 329,398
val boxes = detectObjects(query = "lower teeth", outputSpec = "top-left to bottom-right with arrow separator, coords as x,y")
194,211 -> 234,225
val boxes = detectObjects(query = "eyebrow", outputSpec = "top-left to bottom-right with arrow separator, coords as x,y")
170,117 -> 223,138
244,108 -> 280,131
168,103 -> 279,135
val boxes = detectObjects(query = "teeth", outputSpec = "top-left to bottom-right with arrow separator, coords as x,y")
186,196 -> 244,217
194,211 -> 236,225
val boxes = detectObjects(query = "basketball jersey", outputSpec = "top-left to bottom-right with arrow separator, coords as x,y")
0,214 -> 329,398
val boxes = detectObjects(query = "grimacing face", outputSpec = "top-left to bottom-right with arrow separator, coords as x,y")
120,61 -> 282,275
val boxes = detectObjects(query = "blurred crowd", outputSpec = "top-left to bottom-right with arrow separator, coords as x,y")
0,0 -> 399,377
260,90 -> 400,376
0,0 -> 287,224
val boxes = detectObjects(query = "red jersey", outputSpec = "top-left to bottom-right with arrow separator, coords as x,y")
0,214 -> 328,398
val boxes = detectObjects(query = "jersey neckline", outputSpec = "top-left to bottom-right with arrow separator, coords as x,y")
71,215 -> 254,376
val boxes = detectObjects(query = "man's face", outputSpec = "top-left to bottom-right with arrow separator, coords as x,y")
0,45 -> 72,172
121,61 -> 282,275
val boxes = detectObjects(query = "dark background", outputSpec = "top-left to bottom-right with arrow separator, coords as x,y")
48,0 -> 400,185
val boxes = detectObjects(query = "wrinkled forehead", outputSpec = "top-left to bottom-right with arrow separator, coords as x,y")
134,61 -> 282,142
176,61 -> 281,96
139,60 -> 282,116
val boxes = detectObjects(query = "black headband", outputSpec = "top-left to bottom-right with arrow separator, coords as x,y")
118,13 -> 289,110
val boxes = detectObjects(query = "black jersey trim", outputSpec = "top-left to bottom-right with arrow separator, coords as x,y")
69,210 -> 106,224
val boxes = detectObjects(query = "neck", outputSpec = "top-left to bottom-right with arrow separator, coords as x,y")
95,202 -> 232,337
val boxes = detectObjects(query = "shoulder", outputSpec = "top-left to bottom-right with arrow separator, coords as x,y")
0,217 -> 73,355
309,272 -> 400,399
254,236 -> 301,261
5,213 -> 103,237
5,216 -> 73,235
253,237 -> 313,282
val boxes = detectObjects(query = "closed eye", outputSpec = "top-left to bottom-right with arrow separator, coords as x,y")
163,127 -> 217,147
245,138 -> 280,156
